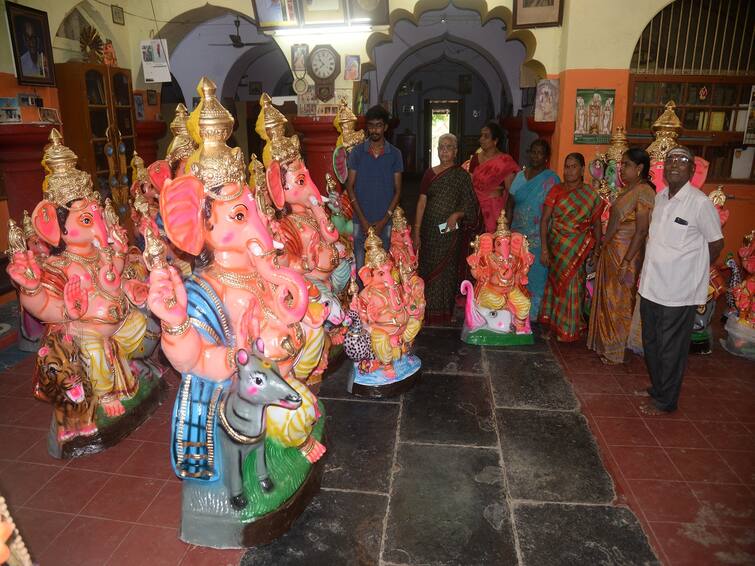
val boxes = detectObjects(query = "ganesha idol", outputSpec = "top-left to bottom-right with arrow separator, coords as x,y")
5,129 -> 166,459
461,211 -> 535,346
345,227 -> 423,397
722,230 -> 755,360
145,78 -> 325,548
7,211 -> 49,352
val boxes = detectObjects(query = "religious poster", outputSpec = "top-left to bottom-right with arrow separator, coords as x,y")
743,85 -> 755,145
534,79 -> 558,122
574,88 -> 615,144
140,39 -> 171,83
297,83 -> 318,117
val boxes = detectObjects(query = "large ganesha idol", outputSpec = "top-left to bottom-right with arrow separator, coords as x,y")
461,211 -> 535,346
345,226 -> 423,397
5,129 -> 165,458
146,78 -> 325,548
722,230 -> 755,360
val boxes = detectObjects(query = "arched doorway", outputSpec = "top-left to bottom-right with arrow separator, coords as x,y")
367,3 -> 530,171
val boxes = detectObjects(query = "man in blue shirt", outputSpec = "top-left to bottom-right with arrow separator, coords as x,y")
345,105 -> 403,271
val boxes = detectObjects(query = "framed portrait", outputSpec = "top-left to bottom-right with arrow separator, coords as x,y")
0,97 -> 22,124
146,89 -> 158,105
346,0 -> 389,25
301,0 -> 345,26
344,55 -> 360,81
253,0 -> 300,30
534,79 -> 559,122
111,5 -> 125,26
291,44 -> 309,73
134,94 -> 145,121
38,106 -> 61,124
512,0 -> 564,29
5,2 -> 56,86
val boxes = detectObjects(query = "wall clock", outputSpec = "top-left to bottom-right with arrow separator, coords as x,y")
306,44 -> 340,102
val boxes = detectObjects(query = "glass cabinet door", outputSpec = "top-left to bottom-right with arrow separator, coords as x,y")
85,70 -> 106,105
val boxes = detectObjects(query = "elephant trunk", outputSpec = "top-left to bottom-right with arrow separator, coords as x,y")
253,254 -> 308,325
460,280 -> 485,330
310,203 -> 340,244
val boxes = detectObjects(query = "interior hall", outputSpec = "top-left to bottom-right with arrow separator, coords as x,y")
0,0 -> 753,565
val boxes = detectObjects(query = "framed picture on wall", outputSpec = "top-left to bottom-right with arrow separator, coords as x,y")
252,0 -> 300,29
301,0 -> 346,26
512,0 -> 564,29
346,0 -> 389,25
146,89 -> 157,105
291,44 -> 309,73
111,5 -> 125,26
344,55 -> 360,81
5,1 -> 56,86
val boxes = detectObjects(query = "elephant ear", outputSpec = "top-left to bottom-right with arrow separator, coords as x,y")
160,175 -> 205,255
148,160 -> 172,192
266,160 -> 286,209
32,201 -> 61,246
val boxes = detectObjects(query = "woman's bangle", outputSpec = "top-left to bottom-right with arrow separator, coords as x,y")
161,318 -> 191,336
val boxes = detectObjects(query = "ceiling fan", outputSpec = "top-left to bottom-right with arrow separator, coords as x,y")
208,17 -> 268,48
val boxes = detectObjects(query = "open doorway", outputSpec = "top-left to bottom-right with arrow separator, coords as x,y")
424,99 -> 462,169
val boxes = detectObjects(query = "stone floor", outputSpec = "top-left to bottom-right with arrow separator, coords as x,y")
0,320 -> 751,565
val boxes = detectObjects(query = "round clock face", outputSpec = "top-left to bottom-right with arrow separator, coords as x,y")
309,47 -> 338,80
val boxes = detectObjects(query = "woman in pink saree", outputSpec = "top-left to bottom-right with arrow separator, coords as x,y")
468,121 -> 519,233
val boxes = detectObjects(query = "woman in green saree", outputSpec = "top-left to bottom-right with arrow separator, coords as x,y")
414,134 -> 479,325
540,153 -> 604,341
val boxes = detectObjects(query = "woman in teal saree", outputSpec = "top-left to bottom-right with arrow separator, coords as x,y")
509,139 -> 560,319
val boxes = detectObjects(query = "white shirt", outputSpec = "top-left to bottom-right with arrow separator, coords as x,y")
639,182 -> 723,307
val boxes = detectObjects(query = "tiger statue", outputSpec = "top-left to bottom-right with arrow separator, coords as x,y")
36,330 -> 98,442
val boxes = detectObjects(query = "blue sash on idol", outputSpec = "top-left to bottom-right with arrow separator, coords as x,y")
170,274 -> 233,482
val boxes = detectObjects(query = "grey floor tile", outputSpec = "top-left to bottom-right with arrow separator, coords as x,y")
321,399 -> 399,493
487,351 -> 578,410
318,355 -> 401,403
497,409 -> 614,503
413,328 -> 485,375
384,443 -> 517,565
515,502 -> 659,566
401,373 -> 497,447
241,489 -> 387,566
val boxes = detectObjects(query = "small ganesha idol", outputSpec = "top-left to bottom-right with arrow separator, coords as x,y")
5,129 -> 166,458
345,227 -> 423,397
461,210 -> 535,346
146,77 -> 325,548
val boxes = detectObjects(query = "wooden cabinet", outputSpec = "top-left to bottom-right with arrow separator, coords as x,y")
54,62 -> 137,201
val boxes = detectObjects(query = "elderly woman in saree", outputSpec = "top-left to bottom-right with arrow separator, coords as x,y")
587,148 -> 655,363
540,152 -> 604,341
413,133 -> 479,325
509,139 -> 560,319
468,121 -> 519,233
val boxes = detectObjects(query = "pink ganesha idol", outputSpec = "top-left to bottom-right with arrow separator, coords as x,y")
722,230 -> 755,360
5,129 -> 166,458
145,77 -> 325,548
344,227 -> 423,398
461,210 -> 535,346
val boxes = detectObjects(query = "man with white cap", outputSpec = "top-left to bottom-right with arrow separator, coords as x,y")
637,146 -> 724,415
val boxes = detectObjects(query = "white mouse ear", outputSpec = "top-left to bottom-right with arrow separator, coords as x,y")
236,348 -> 249,366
